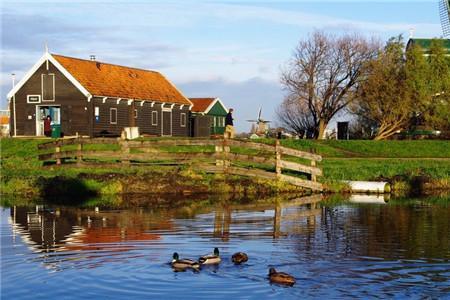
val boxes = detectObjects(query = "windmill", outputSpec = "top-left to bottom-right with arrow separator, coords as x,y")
247,107 -> 271,135
440,0 -> 450,37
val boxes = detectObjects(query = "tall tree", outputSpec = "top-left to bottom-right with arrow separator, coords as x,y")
425,39 -> 450,130
354,36 -> 414,140
405,41 -> 430,124
279,31 -> 379,139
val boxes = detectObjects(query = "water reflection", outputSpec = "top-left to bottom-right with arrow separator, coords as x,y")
9,195 -> 324,254
3,194 -> 450,299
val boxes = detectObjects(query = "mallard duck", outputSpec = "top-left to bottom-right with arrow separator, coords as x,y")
268,268 -> 296,286
231,252 -> 248,264
171,252 -> 200,270
199,247 -> 221,265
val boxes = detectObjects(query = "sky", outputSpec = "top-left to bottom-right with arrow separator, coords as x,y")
0,0 -> 444,132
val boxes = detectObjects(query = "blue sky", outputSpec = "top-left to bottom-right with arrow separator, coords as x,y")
1,0 -> 443,132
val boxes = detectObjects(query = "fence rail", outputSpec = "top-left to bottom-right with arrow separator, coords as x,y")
37,138 -> 323,191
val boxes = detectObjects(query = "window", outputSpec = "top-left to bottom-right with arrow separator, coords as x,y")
180,113 -> 186,127
110,108 -> 117,124
213,116 -> 217,127
41,74 -> 55,101
152,111 -> 158,126
94,106 -> 100,117
27,95 -> 41,104
134,109 -> 138,119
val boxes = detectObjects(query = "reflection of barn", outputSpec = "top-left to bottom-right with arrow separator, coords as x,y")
9,206 -> 173,253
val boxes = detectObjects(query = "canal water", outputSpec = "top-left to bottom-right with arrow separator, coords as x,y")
1,194 -> 449,299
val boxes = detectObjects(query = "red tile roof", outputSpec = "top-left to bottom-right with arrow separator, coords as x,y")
52,54 -> 192,105
189,98 -> 216,113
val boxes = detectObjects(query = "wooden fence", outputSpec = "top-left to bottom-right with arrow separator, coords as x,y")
37,138 -> 323,191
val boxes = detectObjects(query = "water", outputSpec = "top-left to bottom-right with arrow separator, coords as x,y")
1,194 -> 450,299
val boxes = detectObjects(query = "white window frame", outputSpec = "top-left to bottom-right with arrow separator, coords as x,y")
41,73 -> 55,102
180,112 -> 186,127
134,109 -> 138,119
27,95 -> 41,104
94,106 -> 100,117
151,111 -> 158,126
110,108 -> 117,124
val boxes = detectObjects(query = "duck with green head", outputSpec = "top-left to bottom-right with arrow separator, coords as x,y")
268,268 -> 296,286
199,247 -> 221,265
171,252 -> 200,271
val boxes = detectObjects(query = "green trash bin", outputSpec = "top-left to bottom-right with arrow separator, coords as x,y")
51,124 -> 61,138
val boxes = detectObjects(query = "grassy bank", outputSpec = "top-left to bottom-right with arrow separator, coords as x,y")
267,139 -> 450,193
0,138 -> 305,198
1,138 -> 449,197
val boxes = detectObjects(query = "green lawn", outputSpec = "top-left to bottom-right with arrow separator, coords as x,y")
259,139 -> 450,158
1,138 -> 449,193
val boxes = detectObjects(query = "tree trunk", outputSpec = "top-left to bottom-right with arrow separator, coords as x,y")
317,119 -> 327,140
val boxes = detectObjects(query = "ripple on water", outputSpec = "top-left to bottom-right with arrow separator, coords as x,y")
2,200 -> 450,299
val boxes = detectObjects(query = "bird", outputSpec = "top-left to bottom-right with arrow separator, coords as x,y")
199,247 -> 221,265
171,252 -> 200,271
231,252 -> 248,264
268,268 -> 296,286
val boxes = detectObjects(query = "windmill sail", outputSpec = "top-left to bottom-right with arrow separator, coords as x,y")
440,0 -> 450,37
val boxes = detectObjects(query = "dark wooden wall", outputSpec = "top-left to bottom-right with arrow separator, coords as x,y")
11,60 -> 191,137
11,61 -> 89,136
91,99 -> 190,137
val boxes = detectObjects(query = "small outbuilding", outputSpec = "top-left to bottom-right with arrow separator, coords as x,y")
406,38 -> 450,56
189,97 -> 228,137
7,51 -> 193,137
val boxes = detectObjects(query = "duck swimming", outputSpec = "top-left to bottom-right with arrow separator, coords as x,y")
199,247 -> 221,265
268,268 -> 296,286
171,252 -> 200,271
231,252 -> 248,264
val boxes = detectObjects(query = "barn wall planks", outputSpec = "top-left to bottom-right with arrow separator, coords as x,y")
11,61 -> 88,136
11,60 -> 191,137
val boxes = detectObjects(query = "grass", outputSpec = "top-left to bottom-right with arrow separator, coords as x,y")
255,139 -> 450,183
258,138 -> 450,158
1,137 -> 449,196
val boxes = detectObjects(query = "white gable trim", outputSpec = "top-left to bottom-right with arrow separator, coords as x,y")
204,97 -> 228,114
7,53 -> 91,100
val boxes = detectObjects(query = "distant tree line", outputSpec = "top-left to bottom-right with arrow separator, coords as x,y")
278,31 -> 450,140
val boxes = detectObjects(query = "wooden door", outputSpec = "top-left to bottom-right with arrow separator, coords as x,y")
162,111 -> 172,136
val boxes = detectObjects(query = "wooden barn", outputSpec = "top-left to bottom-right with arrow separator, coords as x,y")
7,51 -> 193,137
189,97 -> 228,137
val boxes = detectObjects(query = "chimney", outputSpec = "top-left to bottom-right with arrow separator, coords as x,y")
90,55 -> 96,61
409,28 -> 415,39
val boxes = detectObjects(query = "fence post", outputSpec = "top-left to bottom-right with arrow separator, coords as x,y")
215,139 -> 224,168
275,139 -> 281,178
55,140 -> 61,165
121,140 -> 130,164
310,148 -> 317,182
223,138 -> 230,170
77,137 -> 83,165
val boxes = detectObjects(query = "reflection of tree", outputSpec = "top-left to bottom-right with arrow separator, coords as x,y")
304,202 -> 450,260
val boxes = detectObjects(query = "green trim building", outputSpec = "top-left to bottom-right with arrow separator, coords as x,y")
406,38 -> 450,55
189,97 -> 228,136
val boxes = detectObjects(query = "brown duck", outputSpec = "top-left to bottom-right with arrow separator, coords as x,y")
268,268 -> 296,286
231,252 -> 248,264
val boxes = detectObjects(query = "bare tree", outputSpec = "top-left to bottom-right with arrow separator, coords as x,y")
280,31 -> 380,139
277,95 -> 316,138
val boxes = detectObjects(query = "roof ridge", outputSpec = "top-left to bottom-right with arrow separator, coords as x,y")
51,53 -> 161,74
